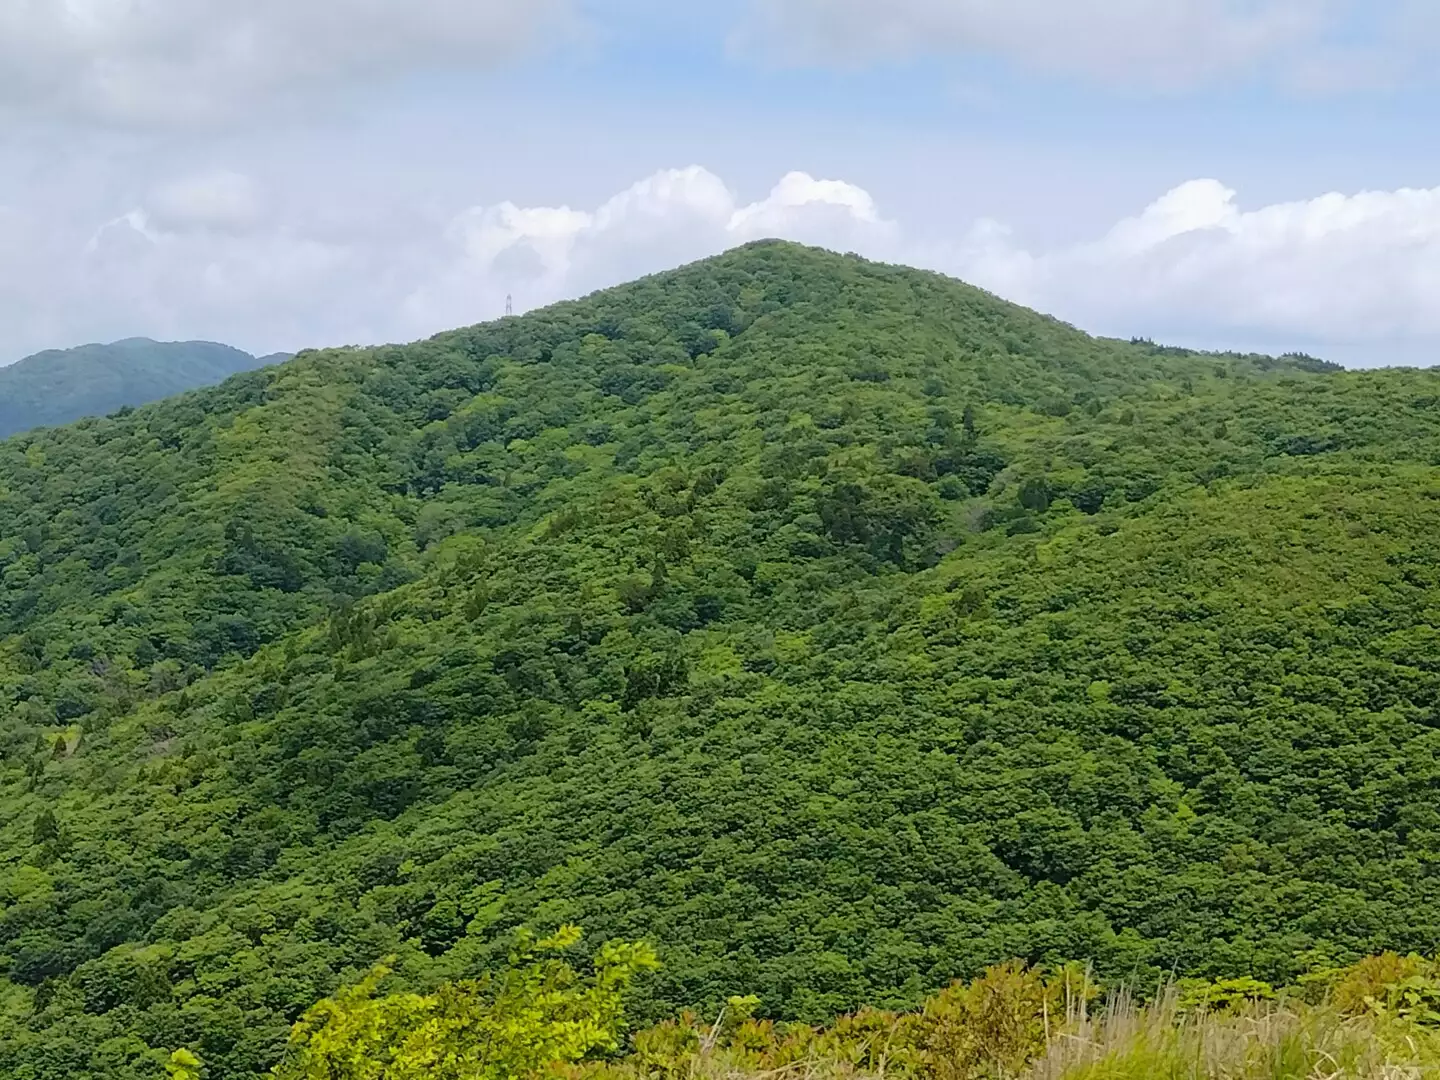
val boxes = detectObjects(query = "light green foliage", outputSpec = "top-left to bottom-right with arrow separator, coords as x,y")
1174,976 -> 1275,1014
0,242 -> 1439,1077
1364,974 -> 1440,1026
920,962 -> 1063,1079
272,926 -> 657,1080
167,1048 -> 204,1080
1315,952 -> 1440,1019
1319,953 -> 1440,1027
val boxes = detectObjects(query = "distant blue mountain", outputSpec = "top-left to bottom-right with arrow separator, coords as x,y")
0,338 -> 291,438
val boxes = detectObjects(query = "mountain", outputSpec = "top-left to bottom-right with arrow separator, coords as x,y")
0,241 -> 1436,1079
0,338 -> 287,438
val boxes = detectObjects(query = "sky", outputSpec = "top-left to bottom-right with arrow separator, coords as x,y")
4,1 -> 1440,368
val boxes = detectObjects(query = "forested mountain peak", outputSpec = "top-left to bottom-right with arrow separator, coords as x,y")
0,241 -> 1437,1079
0,336 -> 281,440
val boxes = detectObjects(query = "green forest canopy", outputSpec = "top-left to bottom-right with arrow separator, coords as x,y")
0,241 -> 1436,1078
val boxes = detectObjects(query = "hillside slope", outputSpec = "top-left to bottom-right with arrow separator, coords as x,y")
0,338 -> 284,438
0,242 -> 1437,1079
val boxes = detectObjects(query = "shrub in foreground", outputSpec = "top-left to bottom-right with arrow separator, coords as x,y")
172,936 -> 1440,1079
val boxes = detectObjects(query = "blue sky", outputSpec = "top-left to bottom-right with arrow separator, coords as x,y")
3,0 -> 1439,366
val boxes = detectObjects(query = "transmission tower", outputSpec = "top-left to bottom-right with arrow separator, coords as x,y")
505,294 -> 513,317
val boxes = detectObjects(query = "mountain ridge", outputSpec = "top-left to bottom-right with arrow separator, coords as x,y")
0,241 -> 1434,1079
0,336 -> 290,439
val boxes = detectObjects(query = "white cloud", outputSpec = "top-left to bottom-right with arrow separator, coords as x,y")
0,0 -> 572,125
413,167 -> 1440,360
7,163 -> 1440,367
401,166 -> 896,332
729,171 -> 890,243
738,0 -> 1419,91
950,179 -> 1440,351
0,165 -> 895,359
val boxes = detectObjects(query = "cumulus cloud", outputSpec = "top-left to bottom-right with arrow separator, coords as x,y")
410,167 -> 1440,360
0,166 -> 895,359
739,0 -> 1420,91
952,179 -> 1440,350
7,164 -> 1440,366
403,166 -> 897,330
0,0 -> 572,124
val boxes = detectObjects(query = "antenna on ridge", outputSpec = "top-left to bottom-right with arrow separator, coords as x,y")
505,294 -> 513,318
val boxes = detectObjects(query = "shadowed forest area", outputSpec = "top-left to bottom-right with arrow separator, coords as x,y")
0,338 -> 283,440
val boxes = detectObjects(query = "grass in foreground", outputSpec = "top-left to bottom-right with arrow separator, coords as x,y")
583,998 -> 1440,1080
